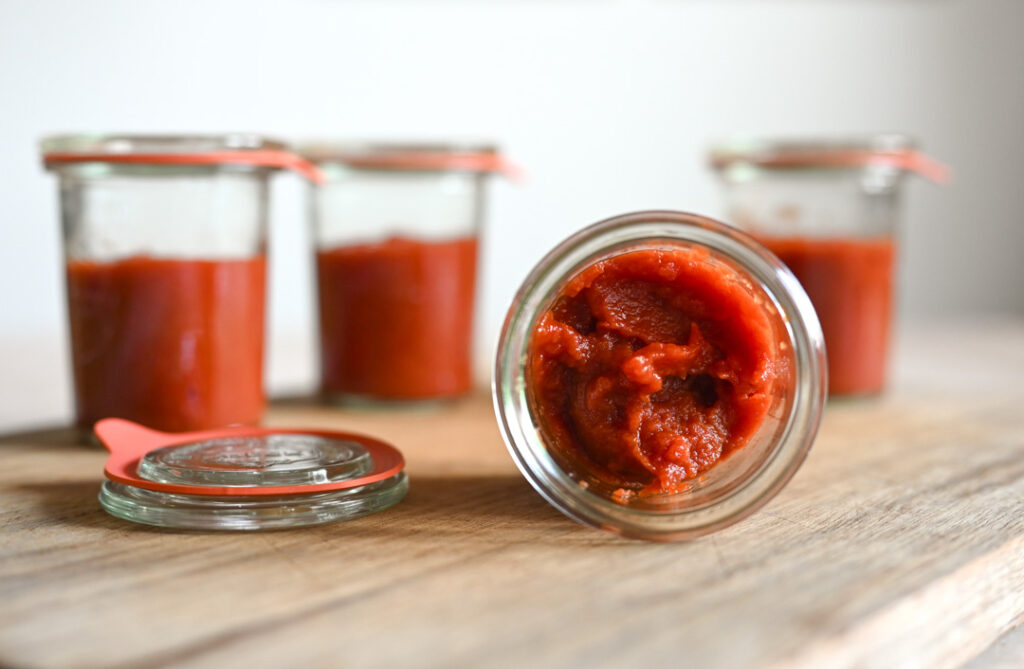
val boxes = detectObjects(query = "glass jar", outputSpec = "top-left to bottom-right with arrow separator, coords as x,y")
709,135 -> 949,396
493,210 -> 826,541
302,142 -> 513,404
42,134 -> 322,433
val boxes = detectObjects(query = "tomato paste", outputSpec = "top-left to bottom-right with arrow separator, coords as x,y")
316,236 -> 478,400
761,236 -> 894,396
66,256 -> 266,432
528,247 -> 784,495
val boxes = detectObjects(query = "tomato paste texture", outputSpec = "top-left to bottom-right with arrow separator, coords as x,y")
761,236 -> 893,396
529,247 -> 784,495
317,236 -> 477,400
67,256 -> 266,432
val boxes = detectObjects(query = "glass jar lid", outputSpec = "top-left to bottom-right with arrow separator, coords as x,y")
709,135 -> 950,184
299,141 -> 520,178
95,419 -> 407,530
493,210 -> 827,542
137,434 -> 375,487
41,134 -> 325,183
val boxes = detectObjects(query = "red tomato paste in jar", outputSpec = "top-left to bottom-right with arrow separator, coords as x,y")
528,247 -> 785,496
66,256 -> 266,432
316,236 -> 478,400
760,236 -> 894,396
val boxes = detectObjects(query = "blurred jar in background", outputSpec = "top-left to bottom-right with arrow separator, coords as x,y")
42,134 -> 320,433
710,136 -> 948,397
302,143 -> 513,404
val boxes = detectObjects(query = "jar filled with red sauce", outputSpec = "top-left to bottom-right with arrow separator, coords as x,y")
301,142 -> 514,404
710,136 -> 949,396
493,211 -> 826,541
42,134 -> 322,434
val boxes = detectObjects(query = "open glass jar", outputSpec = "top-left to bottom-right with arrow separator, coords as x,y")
710,136 -> 949,396
494,211 -> 826,541
302,142 -> 513,404
42,134 -> 321,433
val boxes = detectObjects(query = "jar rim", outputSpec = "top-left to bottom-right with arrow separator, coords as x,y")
709,135 -> 950,184
711,134 -> 915,157
298,140 -> 517,177
40,134 -> 325,183
492,210 -> 827,542
40,133 -> 290,156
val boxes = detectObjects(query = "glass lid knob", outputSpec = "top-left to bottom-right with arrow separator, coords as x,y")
137,434 -> 374,487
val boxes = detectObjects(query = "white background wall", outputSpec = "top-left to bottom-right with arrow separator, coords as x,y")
1,0 -> 1022,430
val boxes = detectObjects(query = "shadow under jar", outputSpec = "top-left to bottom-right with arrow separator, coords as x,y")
494,211 -> 826,541
42,134 -> 310,434
709,136 -> 948,397
303,142 -> 511,404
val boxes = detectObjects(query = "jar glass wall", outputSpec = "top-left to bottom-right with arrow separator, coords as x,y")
42,134 -> 282,433
494,211 -> 826,541
303,143 -> 505,404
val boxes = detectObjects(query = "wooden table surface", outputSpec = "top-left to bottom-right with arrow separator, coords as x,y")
2,318 -> 1024,669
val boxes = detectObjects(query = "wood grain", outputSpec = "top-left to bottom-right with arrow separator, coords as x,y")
1,318 -> 1023,669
